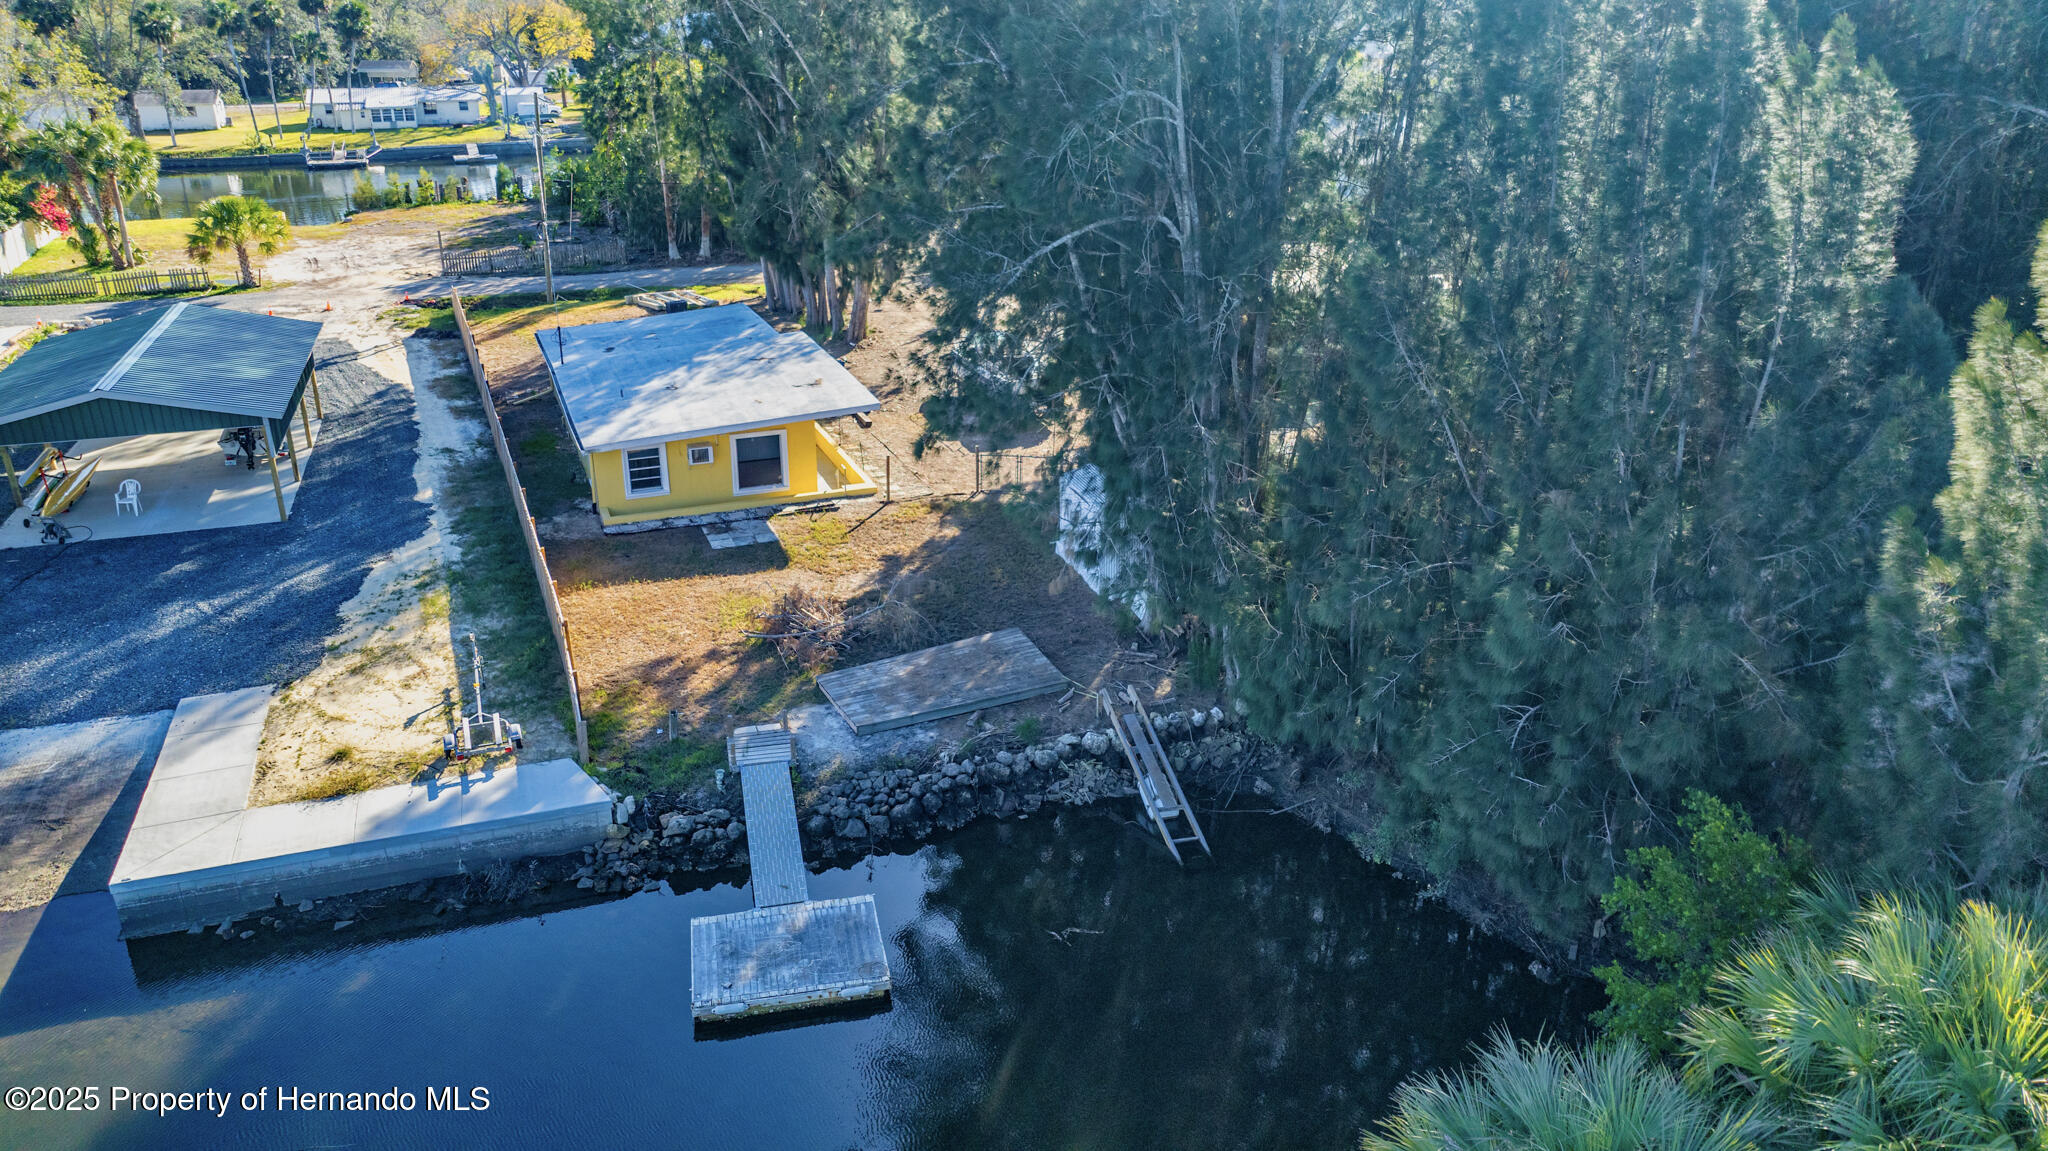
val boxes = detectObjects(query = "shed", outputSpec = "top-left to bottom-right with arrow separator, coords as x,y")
0,302 -> 326,522
134,89 -> 232,132
538,304 -> 880,527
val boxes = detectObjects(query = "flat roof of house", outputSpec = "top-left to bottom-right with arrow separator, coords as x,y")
306,85 -> 480,107
537,305 -> 879,454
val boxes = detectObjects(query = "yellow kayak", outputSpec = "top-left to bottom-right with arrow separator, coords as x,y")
40,457 -> 97,515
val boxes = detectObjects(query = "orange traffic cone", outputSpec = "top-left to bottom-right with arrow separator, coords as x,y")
324,301 -> 332,312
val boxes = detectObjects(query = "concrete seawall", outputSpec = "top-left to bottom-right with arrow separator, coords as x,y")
108,688 -> 610,937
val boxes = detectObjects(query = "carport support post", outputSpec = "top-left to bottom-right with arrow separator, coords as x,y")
300,397 -> 314,449
0,444 -> 17,505
263,425 -> 287,521
309,369 -> 325,419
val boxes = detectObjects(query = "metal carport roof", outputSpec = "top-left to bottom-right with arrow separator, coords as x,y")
0,302 -> 324,448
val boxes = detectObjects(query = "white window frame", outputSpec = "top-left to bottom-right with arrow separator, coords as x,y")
730,430 -> 790,496
622,445 -> 669,498
686,441 -> 714,467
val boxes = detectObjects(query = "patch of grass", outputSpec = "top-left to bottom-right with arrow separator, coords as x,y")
434,375 -> 573,743
687,282 -> 762,303
781,516 -> 855,573
1012,716 -> 1044,743
603,735 -> 724,794
421,587 -> 451,623
714,592 -> 769,636
15,216 -> 300,276
141,107 -> 584,159
282,764 -> 388,802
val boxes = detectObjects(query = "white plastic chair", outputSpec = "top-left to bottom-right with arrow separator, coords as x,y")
115,478 -> 141,517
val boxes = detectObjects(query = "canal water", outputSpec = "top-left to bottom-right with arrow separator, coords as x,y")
130,159 -> 543,225
0,806 -> 1591,1150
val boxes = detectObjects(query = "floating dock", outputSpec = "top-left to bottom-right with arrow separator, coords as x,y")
815,627 -> 1067,735
689,723 -> 892,1021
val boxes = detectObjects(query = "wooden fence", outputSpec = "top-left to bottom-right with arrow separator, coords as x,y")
452,289 -> 591,765
0,266 -> 217,304
439,238 -> 628,278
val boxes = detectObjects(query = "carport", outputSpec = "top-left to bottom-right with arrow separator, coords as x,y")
0,302 -> 326,543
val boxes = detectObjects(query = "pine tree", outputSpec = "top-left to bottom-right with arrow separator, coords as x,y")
1842,221 -> 2048,884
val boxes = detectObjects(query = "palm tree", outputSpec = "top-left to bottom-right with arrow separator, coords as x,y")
133,0 -> 184,148
1361,1033 -> 1770,1151
19,124 -> 106,266
330,0 -> 372,145
1682,885 -> 2048,1149
107,131 -> 160,266
246,0 -> 288,142
184,194 -> 289,287
294,0 -> 329,147
202,0 -> 263,150
76,120 -> 157,269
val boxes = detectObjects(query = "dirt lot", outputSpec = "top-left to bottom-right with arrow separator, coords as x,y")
469,288 -> 1191,790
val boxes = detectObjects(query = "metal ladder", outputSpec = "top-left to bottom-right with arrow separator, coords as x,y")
1100,685 -> 1212,863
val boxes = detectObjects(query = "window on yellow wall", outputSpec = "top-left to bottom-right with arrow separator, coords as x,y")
624,446 -> 667,496
733,432 -> 787,493
686,442 -> 714,466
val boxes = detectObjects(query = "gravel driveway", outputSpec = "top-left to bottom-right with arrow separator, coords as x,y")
0,338 -> 430,727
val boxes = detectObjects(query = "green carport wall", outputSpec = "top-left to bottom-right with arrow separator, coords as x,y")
0,358 -> 314,448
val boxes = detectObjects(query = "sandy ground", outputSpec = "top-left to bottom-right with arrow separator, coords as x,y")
248,211 -> 576,804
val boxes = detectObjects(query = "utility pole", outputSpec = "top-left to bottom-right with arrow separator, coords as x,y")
532,111 -> 554,303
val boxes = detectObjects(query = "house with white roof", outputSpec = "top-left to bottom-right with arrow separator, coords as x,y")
504,86 -> 561,122
536,304 -> 881,526
305,85 -> 486,130
134,90 -> 232,132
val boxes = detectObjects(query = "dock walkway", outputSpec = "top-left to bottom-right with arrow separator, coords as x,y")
689,723 -> 892,1021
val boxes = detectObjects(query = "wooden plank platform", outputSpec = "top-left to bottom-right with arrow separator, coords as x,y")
690,895 -> 891,1020
729,724 -> 809,907
815,628 -> 1068,735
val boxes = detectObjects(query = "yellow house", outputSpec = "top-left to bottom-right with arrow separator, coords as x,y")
537,305 -> 880,528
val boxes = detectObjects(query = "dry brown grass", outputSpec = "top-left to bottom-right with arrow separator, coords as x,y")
472,288 -> 1188,767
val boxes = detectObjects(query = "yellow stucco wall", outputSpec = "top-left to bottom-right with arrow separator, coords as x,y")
587,420 -> 877,525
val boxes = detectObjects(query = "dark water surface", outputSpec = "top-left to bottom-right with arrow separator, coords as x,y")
129,160 -> 542,225
0,807 -> 1590,1149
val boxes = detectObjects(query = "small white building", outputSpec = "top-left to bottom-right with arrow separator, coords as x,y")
134,90 -> 232,133
305,85 -> 486,130
504,86 -> 561,122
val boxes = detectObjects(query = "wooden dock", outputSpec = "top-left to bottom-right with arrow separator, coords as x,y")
727,725 -> 810,906
1100,686 -> 1212,863
690,723 -> 892,1022
815,628 -> 1068,735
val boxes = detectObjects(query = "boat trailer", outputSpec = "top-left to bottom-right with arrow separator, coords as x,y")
443,633 -> 524,761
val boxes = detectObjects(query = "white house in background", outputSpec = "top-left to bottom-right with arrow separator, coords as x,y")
133,90 -> 232,132
504,87 -> 561,122
305,85 -> 487,130
353,59 -> 418,84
